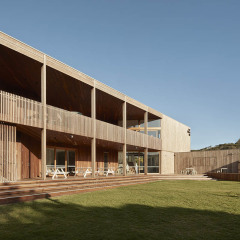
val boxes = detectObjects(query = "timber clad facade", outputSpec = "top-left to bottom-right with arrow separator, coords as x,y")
0,32 -> 191,183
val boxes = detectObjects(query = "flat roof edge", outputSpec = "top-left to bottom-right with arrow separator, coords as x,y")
0,31 -> 184,122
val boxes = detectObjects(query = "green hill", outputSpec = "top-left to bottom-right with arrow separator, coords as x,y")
193,139 -> 240,151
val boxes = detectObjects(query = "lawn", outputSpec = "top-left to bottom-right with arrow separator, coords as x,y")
0,180 -> 240,240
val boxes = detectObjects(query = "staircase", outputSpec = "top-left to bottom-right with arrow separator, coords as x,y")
0,174 -> 213,205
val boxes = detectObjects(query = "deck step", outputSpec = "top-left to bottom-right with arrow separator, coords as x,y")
0,175 -> 214,205
0,178 -> 160,204
0,177 -> 159,197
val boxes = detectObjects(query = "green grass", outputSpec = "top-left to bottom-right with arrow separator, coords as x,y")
1,180 -> 240,240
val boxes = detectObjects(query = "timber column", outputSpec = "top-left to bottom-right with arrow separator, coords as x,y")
159,150 -> 161,174
41,54 -> 47,180
122,99 -> 127,176
91,81 -> 96,177
144,111 -> 148,175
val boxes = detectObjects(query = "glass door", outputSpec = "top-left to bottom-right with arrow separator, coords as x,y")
104,152 -> 108,171
67,150 -> 75,174
56,149 -> 65,167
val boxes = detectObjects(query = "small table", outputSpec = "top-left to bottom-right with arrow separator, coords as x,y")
185,168 -> 196,175
51,166 -> 69,179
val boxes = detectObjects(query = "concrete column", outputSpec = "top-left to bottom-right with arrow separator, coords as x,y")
144,111 -> 148,175
122,100 -> 127,176
41,55 -> 47,180
91,82 -> 96,177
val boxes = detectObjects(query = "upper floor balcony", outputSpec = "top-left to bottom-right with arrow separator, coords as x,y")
0,91 -> 162,151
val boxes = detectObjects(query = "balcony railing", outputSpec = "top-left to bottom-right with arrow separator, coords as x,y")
126,129 -> 162,150
0,91 -> 43,128
0,91 -> 161,150
46,105 -> 93,138
96,120 -> 125,143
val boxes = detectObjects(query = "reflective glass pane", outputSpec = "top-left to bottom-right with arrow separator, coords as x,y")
148,119 -> 161,128
46,148 -> 54,165
56,149 -> 65,166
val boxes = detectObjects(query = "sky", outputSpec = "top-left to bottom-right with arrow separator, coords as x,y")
0,0 -> 239,149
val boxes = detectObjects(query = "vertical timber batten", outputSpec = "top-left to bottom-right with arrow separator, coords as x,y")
122,100 -> 127,176
0,123 -> 17,182
41,55 -> 47,180
91,81 -> 96,177
144,111 -> 148,175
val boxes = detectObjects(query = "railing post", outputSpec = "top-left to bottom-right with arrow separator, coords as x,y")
91,81 -> 96,178
144,111 -> 148,175
41,54 -> 47,180
123,99 -> 127,176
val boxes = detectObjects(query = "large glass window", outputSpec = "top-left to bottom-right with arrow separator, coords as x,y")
148,119 -> 161,139
148,119 -> 161,128
148,152 -> 159,173
67,150 -> 75,172
104,152 -> 108,171
56,149 -> 65,166
47,148 -> 54,166
127,119 -> 161,139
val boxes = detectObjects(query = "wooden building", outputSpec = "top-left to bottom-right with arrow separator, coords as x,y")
0,31 -> 191,183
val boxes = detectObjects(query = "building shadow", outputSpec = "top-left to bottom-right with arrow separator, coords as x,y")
0,199 -> 240,240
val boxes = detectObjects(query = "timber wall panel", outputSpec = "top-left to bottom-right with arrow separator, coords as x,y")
76,146 -> 118,170
175,149 -> 240,174
161,114 -> 190,153
0,123 -> 17,182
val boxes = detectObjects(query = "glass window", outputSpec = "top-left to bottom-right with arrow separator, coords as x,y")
67,150 -> 75,172
67,150 -> 75,166
56,149 -> 65,166
46,148 -> 54,166
148,119 -> 161,128
104,152 -> 108,171
148,131 -> 157,138
139,120 -> 144,128
148,152 -> 159,173
158,130 -> 161,139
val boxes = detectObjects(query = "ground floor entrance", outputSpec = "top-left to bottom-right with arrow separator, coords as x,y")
46,147 -> 76,175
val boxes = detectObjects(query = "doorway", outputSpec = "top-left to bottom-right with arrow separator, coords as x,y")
104,152 -> 108,171
47,147 -> 76,174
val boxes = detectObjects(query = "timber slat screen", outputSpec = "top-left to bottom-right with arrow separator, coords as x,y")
0,91 -> 43,128
0,124 -> 17,183
0,90 -> 162,150
46,105 -> 93,138
96,120 -> 125,143
147,135 -> 162,150
126,129 -> 147,148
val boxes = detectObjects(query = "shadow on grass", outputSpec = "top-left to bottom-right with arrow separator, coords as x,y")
0,198 -> 239,240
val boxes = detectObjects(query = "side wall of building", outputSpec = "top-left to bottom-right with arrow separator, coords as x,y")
161,114 -> 191,174
174,149 -> 240,174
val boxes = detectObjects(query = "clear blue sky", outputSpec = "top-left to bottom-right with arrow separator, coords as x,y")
1,0 -> 239,149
